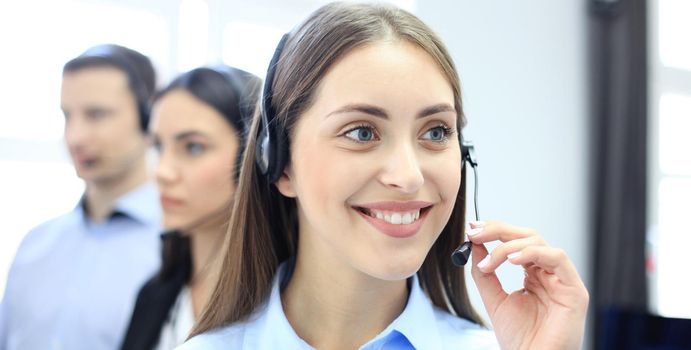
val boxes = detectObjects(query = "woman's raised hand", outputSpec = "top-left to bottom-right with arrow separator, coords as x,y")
467,221 -> 589,350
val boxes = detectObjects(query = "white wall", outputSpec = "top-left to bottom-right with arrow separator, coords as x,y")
416,0 -> 590,332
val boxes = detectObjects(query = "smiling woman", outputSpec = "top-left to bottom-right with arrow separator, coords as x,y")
274,41 -> 463,283
180,3 -> 589,350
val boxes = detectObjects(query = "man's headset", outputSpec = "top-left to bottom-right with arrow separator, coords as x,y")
256,34 -> 479,267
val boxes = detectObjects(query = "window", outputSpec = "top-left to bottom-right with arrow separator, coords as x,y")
648,0 -> 691,319
177,0 -> 209,72
221,0 -> 417,77
222,22 -> 286,77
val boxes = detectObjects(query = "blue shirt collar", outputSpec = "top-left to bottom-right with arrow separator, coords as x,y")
114,182 -> 161,226
252,261 -> 443,350
378,274 -> 444,349
75,182 -> 161,227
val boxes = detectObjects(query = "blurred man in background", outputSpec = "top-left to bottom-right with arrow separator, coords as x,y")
0,44 -> 161,350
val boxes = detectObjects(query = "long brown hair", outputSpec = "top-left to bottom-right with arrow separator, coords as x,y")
192,2 -> 482,336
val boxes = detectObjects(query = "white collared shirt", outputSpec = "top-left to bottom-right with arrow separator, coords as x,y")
177,263 -> 499,350
155,287 -> 195,350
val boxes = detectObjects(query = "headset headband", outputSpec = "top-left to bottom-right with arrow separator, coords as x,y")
256,34 -> 290,183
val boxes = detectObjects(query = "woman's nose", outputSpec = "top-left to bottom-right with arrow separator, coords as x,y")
377,143 -> 424,194
155,150 -> 179,186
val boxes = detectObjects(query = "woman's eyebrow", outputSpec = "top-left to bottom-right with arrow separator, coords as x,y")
417,103 -> 455,118
174,130 -> 209,141
325,103 -> 455,120
325,103 -> 388,119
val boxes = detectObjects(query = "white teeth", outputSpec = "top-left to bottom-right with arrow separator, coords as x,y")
402,213 -> 413,225
366,209 -> 422,225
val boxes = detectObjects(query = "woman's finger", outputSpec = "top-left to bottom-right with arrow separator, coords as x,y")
470,242 -> 508,315
466,220 -> 541,245
523,265 -> 550,301
505,245 -> 583,288
475,235 -> 547,274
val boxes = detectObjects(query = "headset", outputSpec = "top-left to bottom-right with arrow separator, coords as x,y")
451,142 -> 479,267
208,65 -> 261,180
256,34 -> 291,184
256,34 -> 480,267
208,64 -> 259,127
159,65 -> 258,233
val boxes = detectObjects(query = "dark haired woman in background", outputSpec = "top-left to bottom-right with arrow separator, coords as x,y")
120,66 -> 260,350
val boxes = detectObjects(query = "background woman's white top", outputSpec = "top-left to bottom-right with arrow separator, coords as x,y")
156,286 -> 195,350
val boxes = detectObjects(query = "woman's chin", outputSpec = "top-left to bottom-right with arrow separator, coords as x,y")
361,255 -> 426,282
162,218 -> 191,233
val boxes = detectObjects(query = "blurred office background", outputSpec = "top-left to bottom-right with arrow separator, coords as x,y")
0,0 -> 689,348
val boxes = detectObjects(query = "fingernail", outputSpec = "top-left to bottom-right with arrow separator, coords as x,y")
466,227 -> 483,237
469,221 -> 486,228
477,255 -> 491,269
508,251 -> 522,260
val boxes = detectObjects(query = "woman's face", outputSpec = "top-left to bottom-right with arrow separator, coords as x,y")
151,89 -> 239,232
276,40 -> 461,281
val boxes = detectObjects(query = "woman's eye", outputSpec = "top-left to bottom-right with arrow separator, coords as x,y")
185,142 -> 206,155
421,125 -> 452,142
343,125 -> 378,143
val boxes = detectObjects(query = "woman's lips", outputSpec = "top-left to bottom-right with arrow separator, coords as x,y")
160,195 -> 184,210
354,201 -> 433,238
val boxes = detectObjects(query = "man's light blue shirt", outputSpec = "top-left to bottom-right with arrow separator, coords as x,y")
0,183 -> 161,350
178,262 -> 499,350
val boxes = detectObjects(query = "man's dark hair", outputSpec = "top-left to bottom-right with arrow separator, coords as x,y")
63,44 -> 156,132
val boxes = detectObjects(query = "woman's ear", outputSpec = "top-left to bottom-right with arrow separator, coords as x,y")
275,164 -> 297,198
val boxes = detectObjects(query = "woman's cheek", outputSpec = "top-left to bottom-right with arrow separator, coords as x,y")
197,155 -> 235,201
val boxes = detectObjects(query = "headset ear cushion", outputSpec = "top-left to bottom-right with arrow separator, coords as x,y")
256,127 -> 271,176
256,33 -> 291,183
269,122 -> 289,183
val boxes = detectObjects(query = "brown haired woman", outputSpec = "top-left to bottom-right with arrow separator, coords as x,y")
179,3 -> 588,349
120,66 -> 260,349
